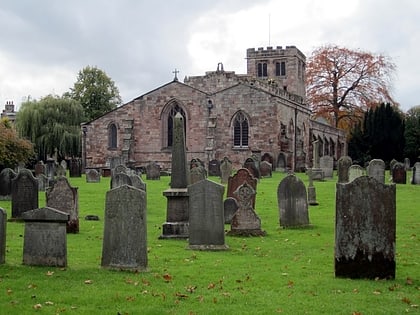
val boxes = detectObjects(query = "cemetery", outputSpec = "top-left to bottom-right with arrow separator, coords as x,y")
0,163 -> 419,314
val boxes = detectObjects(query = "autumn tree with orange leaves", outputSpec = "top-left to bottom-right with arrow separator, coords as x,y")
306,45 -> 396,129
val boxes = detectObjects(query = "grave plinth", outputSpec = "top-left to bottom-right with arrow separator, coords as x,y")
22,207 -> 69,267
160,188 -> 189,239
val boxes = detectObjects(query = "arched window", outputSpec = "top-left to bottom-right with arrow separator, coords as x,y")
233,111 -> 249,147
257,62 -> 268,77
108,123 -> 117,149
167,103 -> 186,147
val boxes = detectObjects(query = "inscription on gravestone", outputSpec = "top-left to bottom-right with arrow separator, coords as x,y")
367,159 -> 385,183
86,169 -> 100,183
227,168 -> 257,209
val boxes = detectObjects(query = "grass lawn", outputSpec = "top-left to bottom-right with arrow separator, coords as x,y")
0,171 -> 419,315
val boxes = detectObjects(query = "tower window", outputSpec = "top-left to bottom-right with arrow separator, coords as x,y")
257,62 -> 268,77
233,111 -> 249,147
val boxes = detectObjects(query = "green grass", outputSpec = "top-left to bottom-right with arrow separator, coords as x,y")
0,172 -> 419,315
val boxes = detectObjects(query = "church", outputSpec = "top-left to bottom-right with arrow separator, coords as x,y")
81,45 -> 347,172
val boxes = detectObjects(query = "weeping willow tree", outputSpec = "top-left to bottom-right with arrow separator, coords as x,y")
15,95 -> 85,161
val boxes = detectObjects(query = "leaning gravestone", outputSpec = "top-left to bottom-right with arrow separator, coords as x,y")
188,179 -> 228,250
86,169 -> 100,183
0,208 -> 6,264
101,185 -> 147,271
22,207 -> 69,267
227,182 -> 266,236
224,197 -> 239,224
227,168 -> 257,209
220,157 -> 232,184
278,174 -> 310,228
46,176 -> 79,233
145,161 -> 160,180
391,162 -> 406,184
412,162 -> 420,185
320,155 -> 334,178
367,159 -> 385,183
11,169 -> 38,219
337,156 -> 352,183
0,168 -> 16,200
348,165 -> 365,182
335,176 -> 396,279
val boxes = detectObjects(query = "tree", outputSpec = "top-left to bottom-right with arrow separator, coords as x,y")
15,95 -> 84,161
348,103 -> 404,166
306,45 -> 396,129
69,66 -> 122,121
404,105 -> 420,164
0,117 -> 34,169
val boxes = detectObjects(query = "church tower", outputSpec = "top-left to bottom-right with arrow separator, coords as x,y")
246,46 -> 306,99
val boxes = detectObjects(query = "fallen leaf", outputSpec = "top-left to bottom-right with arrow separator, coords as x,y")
353,288 -> 359,293
6,289 -> 13,295
44,301 -> 54,306
175,292 -> 188,299
126,296 -> 136,301
406,277 -> 413,285
402,297 -> 411,304
46,271 -> 54,276
27,284 -> 37,289
186,285 -> 197,293
287,280 -> 294,288
208,283 -> 215,289
373,290 -> 381,295
163,273 -> 172,282
84,280 -> 93,284
142,278 -> 150,286
33,304 -> 42,309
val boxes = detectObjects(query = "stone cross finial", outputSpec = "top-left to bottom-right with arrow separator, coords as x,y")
172,68 -> 179,81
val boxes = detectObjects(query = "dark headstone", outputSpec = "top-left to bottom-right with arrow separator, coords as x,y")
0,208 -> 6,264
208,159 -> 221,177
188,179 -> 228,250
367,159 -> 385,183
227,182 -> 266,236
86,169 -> 100,183
259,161 -> 272,177
391,162 -> 406,184
337,156 -> 352,183
227,168 -> 257,209
389,159 -> 398,176
0,168 -> 16,200
22,207 -> 69,267
335,176 -> 396,279
101,185 -> 147,271
243,157 -> 260,179
278,174 -> 310,228
220,157 -> 232,184
145,161 -> 161,180
46,176 -> 79,233
223,197 -> 239,224
69,159 -> 82,177
34,161 -> 46,176
11,169 -> 38,219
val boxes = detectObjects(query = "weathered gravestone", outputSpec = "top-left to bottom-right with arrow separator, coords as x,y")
227,168 -> 257,209
69,158 -> 82,177
130,174 -> 146,191
208,159 -> 221,177
45,159 -> 56,181
113,164 -> 128,176
11,169 -> 38,219
22,207 -> 69,267
389,159 -> 398,176
0,208 -> 6,264
335,176 -> 396,279
404,157 -> 410,170
34,160 -> 46,176
188,179 -> 228,250
259,160 -> 272,177
227,182 -> 266,236
86,169 -> 100,183
46,176 -> 79,233
190,158 -> 206,185
391,162 -> 406,184
311,140 -> 324,180
220,157 -> 232,184
60,160 -> 67,171
367,159 -> 385,183
278,174 -> 310,228
110,172 -> 132,189
320,155 -> 334,178
223,197 -> 239,224
0,168 -> 16,200
145,161 -> 161,180
160,112 -> 189,239
307,169 -> 318,206
348,165 -> 365,182
412,162 -> 420,185
36,174 -> 49,191
337,156 -> 352,183
101,185 -> 147,271
243,157 -> 260,179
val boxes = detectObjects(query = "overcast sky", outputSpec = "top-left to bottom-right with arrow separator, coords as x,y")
0,0 -> 419,113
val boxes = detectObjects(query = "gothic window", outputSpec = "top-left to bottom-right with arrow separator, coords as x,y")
257,62 -> 268,77
166,103 -> 186,147
108,123 -> 117,149
233,111 -> 249,147
275,61 -> 286,76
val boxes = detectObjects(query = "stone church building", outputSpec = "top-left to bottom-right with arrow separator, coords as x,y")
81,46 -> 347,172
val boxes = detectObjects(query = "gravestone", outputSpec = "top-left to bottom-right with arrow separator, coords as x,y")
320,155 -> 334,178
188,179 -> 228,250
113,164 -> 129,176
278,174 -> 310,228
311,140 -> 324,180
22,207 -> 69,267
335,176 -> 396,279
227,182 -> 266,236
307,169 -> 318,206
367,159 -> 385,183
243,157 -> 260,179
130,174 -> 146,191
60,160 -> 67,171
220,157 -> 232,184
109,156 -> 122,170
348,165 -> 365,182
208,159 -> 221,177
412,162 -> 420,185
404,157 -> 410,170
11,169 -> 38,219
190,164 -> 206,184
160,112 -> 189,239
110,172 -> 132,189
86,169 -> 100,183
101,185 -> 147,271
46,176 -> 79,233
0,208 -> 6,264
34,160 -> 46,176
69,158 -> 82,177
337,156 -> 352,183
259,161 -> 272,177
0,168 -> 16,200
223,197 -> 239,224
36,174 -> 49,191
145,161 -> 160,180
45,159 -> 56,181
391,162 -> 406,184
227,168 -> 257,209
